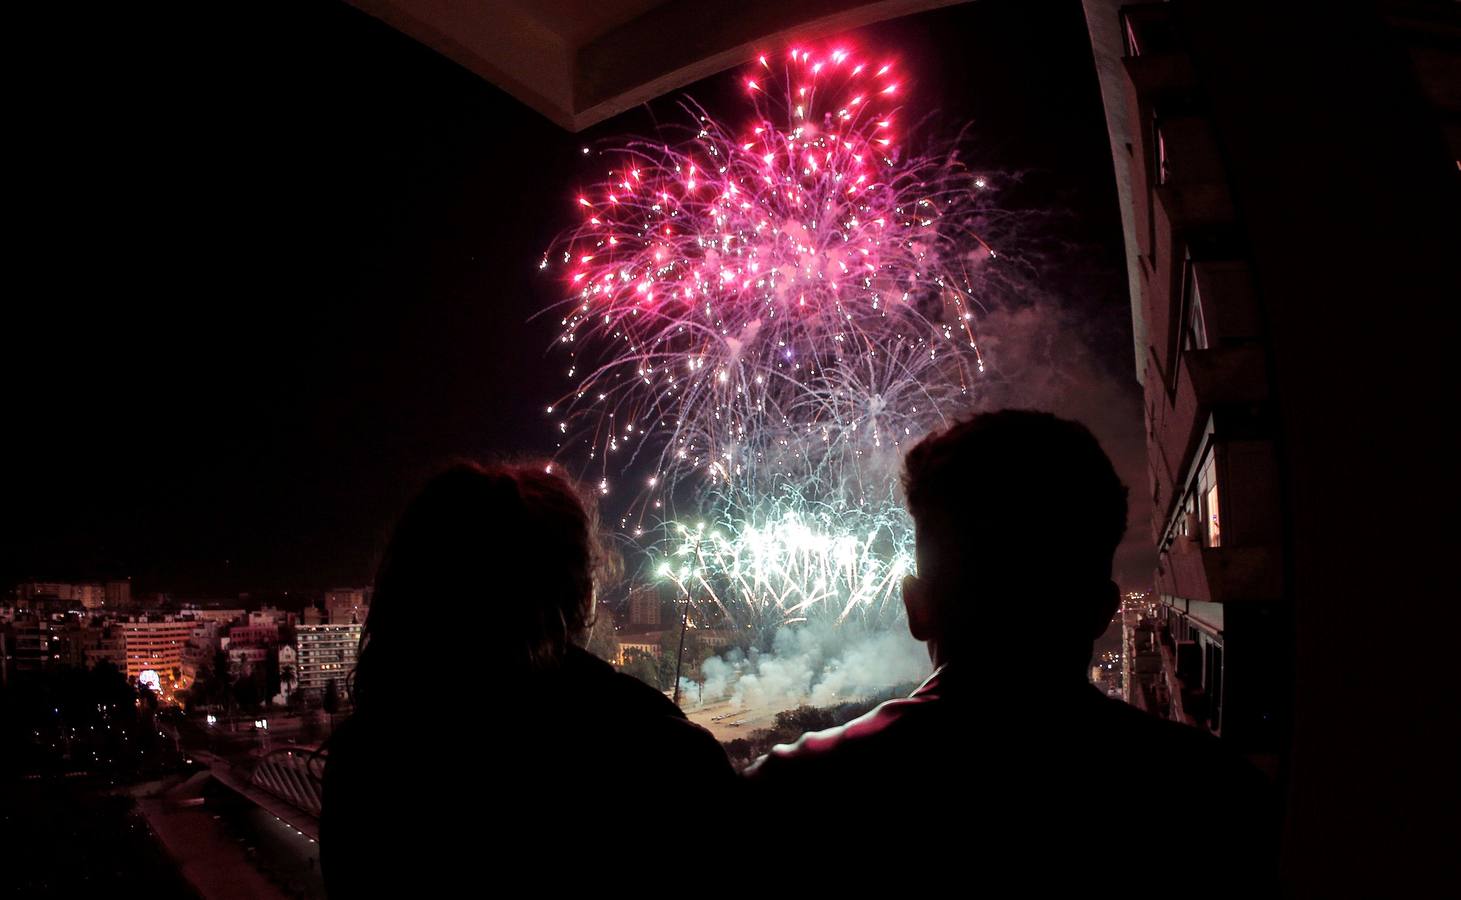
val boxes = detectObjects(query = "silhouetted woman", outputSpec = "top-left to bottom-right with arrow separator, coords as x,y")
321,463 -> 733,895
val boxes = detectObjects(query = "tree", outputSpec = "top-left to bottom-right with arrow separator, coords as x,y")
583,616 -> 620,664
656,642 -> 683,694
773,705 -> 837,738
232,672 -> 260,711
279,664 -> 296,703
137,681 -> 159,716
620,648 -> 660,690
262,648 -> 281,703
681,640 -> 717,680
209,648 -> 235,712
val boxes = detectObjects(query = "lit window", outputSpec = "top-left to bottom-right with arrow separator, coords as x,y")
1183,266 -> 1209,352
1199,453 -> 1221,548
1155,126 -> 1171,186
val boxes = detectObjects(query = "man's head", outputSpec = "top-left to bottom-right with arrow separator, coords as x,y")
901,409 -> 1128,669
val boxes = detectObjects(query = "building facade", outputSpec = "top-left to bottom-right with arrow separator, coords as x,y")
627,586 -> 663,627
1098,2 -> 1286,761
181,619 -> 223,682
295,623 -> 362,699
121,616 -> 193,681
1083,2 -> 1461,890
18,582 -> 94,611
227,623 -> 280,646
104,579 -> 131,610
181,608 -> 246,627
81,622 -> 127,671
324,588 -> 370,625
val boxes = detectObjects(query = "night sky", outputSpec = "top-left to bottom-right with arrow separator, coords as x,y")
7,0 -> 1148,595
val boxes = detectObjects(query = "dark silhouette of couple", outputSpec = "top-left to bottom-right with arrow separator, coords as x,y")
322,410 -> 1274,895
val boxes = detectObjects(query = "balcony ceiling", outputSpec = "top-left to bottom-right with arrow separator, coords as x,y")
343,0 -> 967,131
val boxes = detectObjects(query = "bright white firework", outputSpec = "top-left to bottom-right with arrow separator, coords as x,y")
651,487 -> 913,636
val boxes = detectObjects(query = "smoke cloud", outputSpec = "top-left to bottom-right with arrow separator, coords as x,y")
685,622 -> 930,711
676,291 -> 1150,714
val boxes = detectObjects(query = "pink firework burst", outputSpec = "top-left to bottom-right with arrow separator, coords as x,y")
544,42 -> 999,507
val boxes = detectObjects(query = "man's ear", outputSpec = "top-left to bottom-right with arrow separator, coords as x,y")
903,574 -> 935,642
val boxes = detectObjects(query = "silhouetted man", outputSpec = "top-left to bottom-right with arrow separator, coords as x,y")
746,410 -> 1276,893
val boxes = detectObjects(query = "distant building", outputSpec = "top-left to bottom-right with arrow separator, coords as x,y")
16,582 -> 105,613
275,644 -> 298,705
81,622 -> 127,671
181,620 -> 223,682
295,623 -> 362,699
2,614 -> 129,674
627,586 -> 662,627
224,643 -> 271,678
689,627 -> 737,650
1121,593 -> 1166,712
76,583 -> 107,610
8,615 -> 82,671
105,579 -> 131,610
121,616 -> 192,682
248,608 -> 295,628
182,608 -> 246,627
17,582 -> 74,605
617,630 -> 666,664
226,622 -> 279,647
324,588 -> 370,625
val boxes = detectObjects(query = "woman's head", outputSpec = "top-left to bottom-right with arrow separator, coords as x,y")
351,462 -> 613,714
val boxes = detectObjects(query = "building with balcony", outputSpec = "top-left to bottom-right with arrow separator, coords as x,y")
1083,1 -> 1460,889
180,607 -> 246,627
616,630 -> 666,665
180,619 -> 225,682
226,622 -> 280,647
81,622 -> 127,671
7,614 -> 84,671
1098,3 -> 1289,762
295,623 -> 362,699
121,616 -> 193,681
248,608 -> 296,628
627,585 -> 663,627
225,643 -> 272,677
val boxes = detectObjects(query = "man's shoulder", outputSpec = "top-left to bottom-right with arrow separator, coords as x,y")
745,692 -> 939,781
560,647 -> 684,718
562,648 -> 730,758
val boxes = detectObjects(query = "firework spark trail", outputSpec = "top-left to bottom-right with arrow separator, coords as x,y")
545,45 -> 996,497
542,42 -> 1012,630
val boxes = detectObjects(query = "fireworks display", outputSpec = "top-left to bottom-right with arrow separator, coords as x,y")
654,487 -> 914,636
543,42 -> 1007,632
